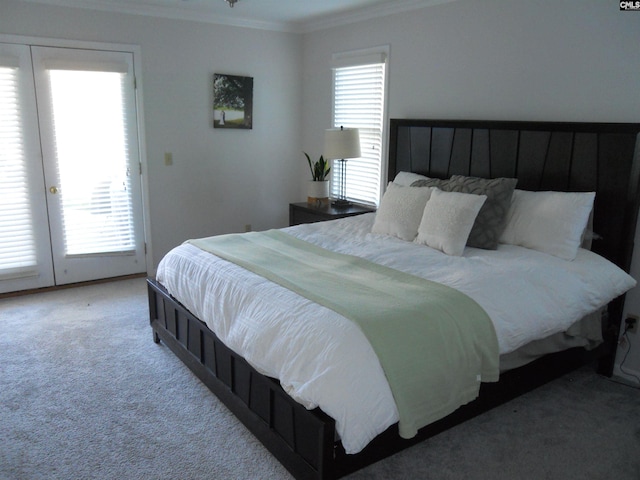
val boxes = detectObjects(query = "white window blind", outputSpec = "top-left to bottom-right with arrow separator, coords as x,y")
0,63 -> 38,277
47,68 -> 136,256
331,54 -> 386,206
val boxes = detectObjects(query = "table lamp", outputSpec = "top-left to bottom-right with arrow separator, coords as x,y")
323,126 -> 361,207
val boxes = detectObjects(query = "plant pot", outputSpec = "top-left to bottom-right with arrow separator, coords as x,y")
307,180 -> 330,206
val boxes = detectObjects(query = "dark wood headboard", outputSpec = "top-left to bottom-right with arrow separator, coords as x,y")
388,119 -> 640,374
388,119 -> 640,272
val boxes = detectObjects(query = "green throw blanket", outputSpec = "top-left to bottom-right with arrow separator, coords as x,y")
188,230 -> 499,439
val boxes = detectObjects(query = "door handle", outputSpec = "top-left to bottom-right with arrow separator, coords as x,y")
49,186 -> 59,194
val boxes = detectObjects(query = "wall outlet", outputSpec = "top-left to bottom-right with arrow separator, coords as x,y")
625,315 -> 638,334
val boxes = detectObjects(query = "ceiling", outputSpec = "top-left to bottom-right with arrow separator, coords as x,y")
24,0 -> 454,33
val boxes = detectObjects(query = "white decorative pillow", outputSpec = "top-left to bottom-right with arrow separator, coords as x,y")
415,189 -> 487,256
499,190 -> 595,261
372,183 -> 434,241
392,171 -> 430,187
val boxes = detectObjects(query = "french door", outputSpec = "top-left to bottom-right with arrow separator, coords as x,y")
0,42 -> 146,294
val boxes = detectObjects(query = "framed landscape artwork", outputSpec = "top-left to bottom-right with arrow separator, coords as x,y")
213,73 -> 253,130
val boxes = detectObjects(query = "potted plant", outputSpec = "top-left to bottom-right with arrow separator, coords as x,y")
305,152 -> 330,205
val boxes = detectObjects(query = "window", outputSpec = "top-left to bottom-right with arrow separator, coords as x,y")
0,60 -> 38,277
46,68 -> 136,256
331,47 -> 388,207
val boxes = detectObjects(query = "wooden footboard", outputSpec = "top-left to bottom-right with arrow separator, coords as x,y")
148,278 -> 336,480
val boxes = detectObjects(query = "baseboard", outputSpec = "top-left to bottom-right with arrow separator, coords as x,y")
611,365 -> 640,388
0,273 -> 146,299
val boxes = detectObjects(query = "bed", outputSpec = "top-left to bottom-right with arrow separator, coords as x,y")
148,119 -> 640,479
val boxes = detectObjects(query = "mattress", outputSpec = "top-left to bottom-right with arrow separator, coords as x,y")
155,213 -> 635,453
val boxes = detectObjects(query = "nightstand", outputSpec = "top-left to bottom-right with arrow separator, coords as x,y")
289,202 -> 375,226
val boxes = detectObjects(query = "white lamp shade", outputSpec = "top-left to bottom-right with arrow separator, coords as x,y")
323,127 -> 361,160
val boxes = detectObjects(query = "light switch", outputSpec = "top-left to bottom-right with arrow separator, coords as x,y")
164,152 -> 173,166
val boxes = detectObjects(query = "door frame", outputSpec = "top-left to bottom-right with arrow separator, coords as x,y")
0,33 -> 153,280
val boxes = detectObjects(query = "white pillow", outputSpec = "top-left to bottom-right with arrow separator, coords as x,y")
392,171 -> 429,187
372,183 -> 434,241
499,190 -> 595,261
415,189 -> 487,256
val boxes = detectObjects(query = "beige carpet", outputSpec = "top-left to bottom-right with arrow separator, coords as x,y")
1,278 -> 639,480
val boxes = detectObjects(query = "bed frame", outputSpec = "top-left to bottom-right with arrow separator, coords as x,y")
148,119 -> 640,480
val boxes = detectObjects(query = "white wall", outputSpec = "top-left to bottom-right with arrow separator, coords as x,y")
0,0 -> 304,267
301,0 -> 640,384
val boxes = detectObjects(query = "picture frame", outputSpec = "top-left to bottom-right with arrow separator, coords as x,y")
213,73 -> 253,129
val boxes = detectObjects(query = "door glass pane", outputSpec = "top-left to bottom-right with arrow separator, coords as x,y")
47,69 -> 136,256
0,64 -> 38,277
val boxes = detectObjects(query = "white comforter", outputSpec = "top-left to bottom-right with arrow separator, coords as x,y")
156,213 -> 635,453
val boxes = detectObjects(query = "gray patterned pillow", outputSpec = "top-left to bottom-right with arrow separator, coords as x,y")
447,175 -> 518,250
410,178 -> 450,189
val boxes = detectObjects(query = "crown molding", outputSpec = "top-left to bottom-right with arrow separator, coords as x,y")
21,0 -> 457,34
22,0 -> 297,32
295,0 -> 457,34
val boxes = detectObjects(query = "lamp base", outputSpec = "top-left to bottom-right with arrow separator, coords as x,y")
331,198 -> 351,208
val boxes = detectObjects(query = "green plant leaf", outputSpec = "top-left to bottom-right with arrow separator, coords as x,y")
304,152 -> 330,181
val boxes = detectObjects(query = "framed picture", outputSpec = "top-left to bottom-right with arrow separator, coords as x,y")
213,73 -> 253,129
